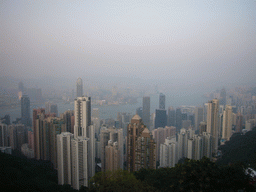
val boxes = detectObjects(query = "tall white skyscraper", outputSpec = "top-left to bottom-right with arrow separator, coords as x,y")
160,137 -> 178,168
57,96 -> 95,189
76,78 -> 83,97
207,99 -> 219,155
74,97 -> 91,138
222,105 -> 233,141
71,136 -> 89,190
57,132 -> 73,186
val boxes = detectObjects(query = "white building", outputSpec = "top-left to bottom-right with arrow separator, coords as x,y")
160,137 -> 178,168
57,132 -> 73,186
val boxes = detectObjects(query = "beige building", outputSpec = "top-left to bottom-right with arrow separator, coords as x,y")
127,115 -> 156,172
207,99 -> 219,155
222,105 -> 233,141
105,140 -> 120,172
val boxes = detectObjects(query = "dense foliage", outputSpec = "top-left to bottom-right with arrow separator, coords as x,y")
218,127 -> 256,169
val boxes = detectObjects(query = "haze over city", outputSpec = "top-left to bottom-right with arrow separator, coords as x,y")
1,1 -> 256,90
1,1 -> 256,191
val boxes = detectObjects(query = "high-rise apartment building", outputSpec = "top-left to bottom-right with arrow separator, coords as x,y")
127,115 -> 156,172
0,123 -> 8,147
71,136 -> 89,190
152,126 -> 176,162
159,93 -> 165,110
105,141 -> 120,172
21,95 -> 31,126
57,132 -> 73,186
74,97 -> 91,137
207,99 -> 219,155
57,96 -> 95,189
220,88 -> 226,106
76,78 -> 83,97
195,107 -> 203,130
100,127 -> 123,172
222,105 -> 233,141
159,137 -> 178,168
142,96 -> 150,128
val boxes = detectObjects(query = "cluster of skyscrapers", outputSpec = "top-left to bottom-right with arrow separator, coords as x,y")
1,79 -> 256,190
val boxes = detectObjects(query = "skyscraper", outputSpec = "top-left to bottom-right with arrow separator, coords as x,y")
167,107 -> 176,126
57,132 -> 73,185
159,93 -> 165,110
154,109 -> 167,129
142,96 -> 150,128
74,97 -> 91,138
175,108 -> 182,131
127,115 -> 156,172
76,78 -> 83,97
222,105 -> 232,141
207,99 -> 219,155
21,95 -> 31,126
195,107 -> 203,130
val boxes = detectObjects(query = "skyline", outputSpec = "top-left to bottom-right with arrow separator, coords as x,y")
1,1 -> 256,89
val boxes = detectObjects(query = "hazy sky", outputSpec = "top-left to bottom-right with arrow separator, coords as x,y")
1,1 -> 256,87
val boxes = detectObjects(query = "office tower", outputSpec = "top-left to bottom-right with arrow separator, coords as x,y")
105,141 -> 120,172
152,126 -> 176,162
167,107 -> 176,126
50,104 -> 58,116
195,107 -> 204,130
222,105 -> 233,141
207,99 -> 219,155
127,115 -> 156,172
74,97 -> 91,137
136,107 -> 143,119
175,108 -> 182,131
220,88 -> 226,106
21,95 -> 31,126
188,114 -> 195,127
182,120 -> 191,129
0,123 -> 8,147
159,137 -> 178,168
76,78 -> 83,97
154,109 -> 167,129
199,121 -> 207,135
71,136 -> 89,190
159,93 -> 165,110
236,113 -> 243,132
142,96 -> 150,128
57,132 -> 73,185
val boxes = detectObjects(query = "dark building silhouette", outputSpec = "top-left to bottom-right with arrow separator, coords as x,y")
155,109 -> 167,129
167,107 -> 176,126
159,93 -> 165,110
21,95 -> 31,126
175,108 -> 182,131
142,96 -> 150,128
136,107 -> 143,119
